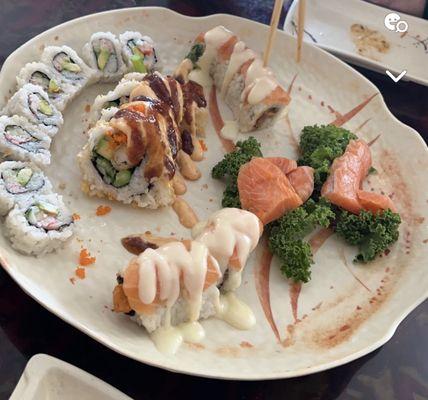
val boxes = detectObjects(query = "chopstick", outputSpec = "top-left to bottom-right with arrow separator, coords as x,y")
296,0 -> 306,63
263,0 -> 285,67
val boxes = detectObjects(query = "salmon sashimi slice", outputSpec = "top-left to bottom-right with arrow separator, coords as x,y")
321,139 -> 372,214
238,157 -> 302,225
266,157 -> 297,175
357,190 -> 397,214
287,166 -> 315,203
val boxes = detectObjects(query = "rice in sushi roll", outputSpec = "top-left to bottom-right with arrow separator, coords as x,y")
113,240 -> 222,334
77,112 -> 176,209
16,62 -> 75,111
3,84 -> 63,137
99,106 -> 119,123
0,161 -> 53,216
0,115 -> 51,166
4,193 -> 74,256
41,45 -> 97,88
89,79 -> 142,125
82,32 -> 127,82
119,32 -> 158,73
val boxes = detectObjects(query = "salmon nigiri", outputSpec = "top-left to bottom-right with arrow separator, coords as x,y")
238,157 -> 302,224
321,139 -> 372,214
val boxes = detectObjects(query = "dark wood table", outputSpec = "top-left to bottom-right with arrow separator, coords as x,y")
1,1 -> 427,399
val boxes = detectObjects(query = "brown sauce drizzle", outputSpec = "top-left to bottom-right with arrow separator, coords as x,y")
166,76 -> 181,121
181,130 -> 194,155
121,236 -> 158,255
113,108 -> 147,165
182,80 -> 207,125
113,105 -> 175,180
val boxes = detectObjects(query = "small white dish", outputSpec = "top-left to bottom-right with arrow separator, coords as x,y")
284,0 -> 428,86
10,354 -> 131,400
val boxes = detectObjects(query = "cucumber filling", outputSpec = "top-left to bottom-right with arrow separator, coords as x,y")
92,136 -> 134,188
25,202 -> 71,231
30,71 -> 51,92
93,38 -> 118,73
53,52 -> 81,75
28,93 -> 55,122
2,167 -> 44,194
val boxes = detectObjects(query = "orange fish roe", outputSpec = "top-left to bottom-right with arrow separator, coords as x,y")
79,248 -> 96,266
75,267 -> 86,279
72,213 -> 81,221
96,205 -> 111,216
199,139 -> 207,152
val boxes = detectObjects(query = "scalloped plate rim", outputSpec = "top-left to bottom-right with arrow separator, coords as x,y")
0,7 -> 427,380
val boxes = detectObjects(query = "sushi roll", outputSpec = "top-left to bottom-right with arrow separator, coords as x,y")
4,193 -> 74,256
16,62 -> 75,111
237,66 -> 291,132
121,208 -> 263,292
184,26 -> 290,132
89,79 -> 141,125
119,32 -> 158,73
41,45 -> 97,88
77,112 -> 176,209
0,115 -> 51,166
82,32 -> 127,82
113,240 -> 221,334
0,161 -> 53,216
3,84 -> 63,137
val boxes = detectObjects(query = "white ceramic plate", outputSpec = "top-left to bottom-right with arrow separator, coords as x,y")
0,7 -> 427,380
10,354 -> 131,400
284,0 -> 428,86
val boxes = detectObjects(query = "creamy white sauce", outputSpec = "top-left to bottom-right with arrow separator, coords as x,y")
191,220 -> 208,239
151,321 -> 205,355
137,241 -> 220,322
197,26 -> 234,71
246,76 -> 278,105
220,120 -> 239,141
195,208 -> 261,273
204,25 -> 234,50
220,41 -> 255,97
216,292 -> 256,330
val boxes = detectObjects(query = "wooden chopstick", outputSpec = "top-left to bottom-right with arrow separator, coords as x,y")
263,0 -> 285,67
296,0 -> 306,63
